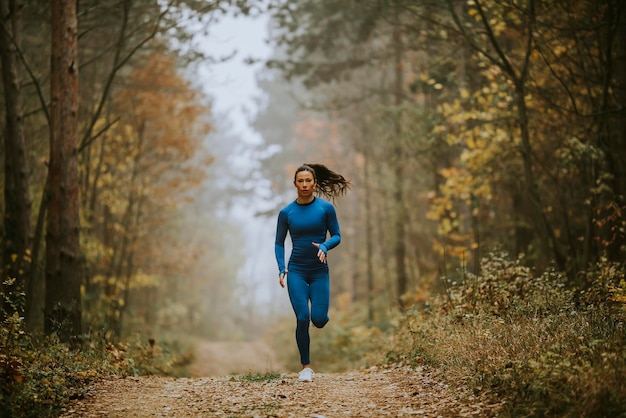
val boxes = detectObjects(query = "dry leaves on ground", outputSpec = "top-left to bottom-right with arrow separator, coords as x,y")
61,365 -> 502,417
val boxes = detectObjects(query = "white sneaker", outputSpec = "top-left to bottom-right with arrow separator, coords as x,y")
298,367 -> 314,382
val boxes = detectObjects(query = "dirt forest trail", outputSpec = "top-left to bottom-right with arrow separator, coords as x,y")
186,340 -> 288,377
61,340 -> 501,417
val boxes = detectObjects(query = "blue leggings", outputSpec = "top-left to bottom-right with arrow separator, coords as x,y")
286,269 -> 330,365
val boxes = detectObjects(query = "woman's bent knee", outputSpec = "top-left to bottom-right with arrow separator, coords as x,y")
311,316 -> 329,328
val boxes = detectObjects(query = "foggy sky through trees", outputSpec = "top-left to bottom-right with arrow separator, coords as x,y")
193,10 -> 296,331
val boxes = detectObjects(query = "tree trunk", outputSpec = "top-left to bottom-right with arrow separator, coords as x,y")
514,82 -> 566,271
364,145 -> 374,323
392,19 -> 408,309
0,0 -> 33,321
602,1 -> 626,261
45,0 -> 82,343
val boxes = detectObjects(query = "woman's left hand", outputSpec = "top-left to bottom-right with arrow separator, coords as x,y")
312,242 -> 326,263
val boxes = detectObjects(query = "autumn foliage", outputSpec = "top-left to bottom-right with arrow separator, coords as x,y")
78,50 -> 214,336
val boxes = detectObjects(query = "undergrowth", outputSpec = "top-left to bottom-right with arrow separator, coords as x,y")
267,252 -> 625,417
390,252 -> 626,418
0,319 -> 194,418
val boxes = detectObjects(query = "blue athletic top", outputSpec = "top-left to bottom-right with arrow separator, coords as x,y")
275,197 -> 341,274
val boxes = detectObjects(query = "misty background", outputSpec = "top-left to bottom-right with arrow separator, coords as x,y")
182,11 -> 302,339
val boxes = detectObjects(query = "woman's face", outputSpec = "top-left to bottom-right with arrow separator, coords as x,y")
294,170 -> 316,198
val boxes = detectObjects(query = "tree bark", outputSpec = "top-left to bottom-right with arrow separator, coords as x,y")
45,0 -> 82,343
0,0 -> 33,321
602,0 -> 626,261
364,144 -> 374,323
392,17 -> 409,309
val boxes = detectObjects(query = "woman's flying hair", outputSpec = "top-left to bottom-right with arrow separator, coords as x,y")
295,163 -> 351,200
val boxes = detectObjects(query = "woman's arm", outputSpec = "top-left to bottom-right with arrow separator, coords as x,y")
274,210 -> 289,275
319,204 -> 341,254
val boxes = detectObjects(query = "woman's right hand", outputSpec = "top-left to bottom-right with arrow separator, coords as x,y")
279,271 -> 287,288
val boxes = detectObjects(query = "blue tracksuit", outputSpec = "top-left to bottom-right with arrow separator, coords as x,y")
275,197 -> 341,365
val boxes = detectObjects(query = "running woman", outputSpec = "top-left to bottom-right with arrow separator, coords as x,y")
275,163 -> 350,382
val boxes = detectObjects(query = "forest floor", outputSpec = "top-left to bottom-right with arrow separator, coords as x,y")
60,340 -> 502,417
